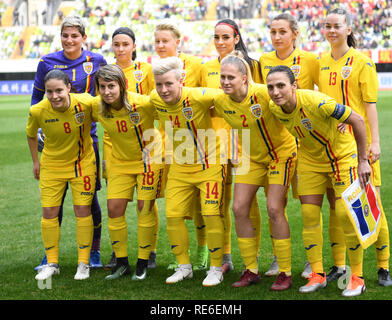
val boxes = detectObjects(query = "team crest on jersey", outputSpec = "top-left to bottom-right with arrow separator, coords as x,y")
301,118 -> 312,131
341,66 -> 352,79
83,62 -> 93,75
181,70 -> 187,82
182,107 -> 193,120
133,70 -> 143,82
129,112 -> 140,125
250,104 -> 262,118
290,65 -> 301,78
75,112 -> 85,125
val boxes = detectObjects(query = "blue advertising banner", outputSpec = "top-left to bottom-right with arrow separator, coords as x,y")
0,80 -> 34,95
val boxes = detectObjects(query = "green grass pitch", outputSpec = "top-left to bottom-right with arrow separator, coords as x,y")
0,92 -> 392,302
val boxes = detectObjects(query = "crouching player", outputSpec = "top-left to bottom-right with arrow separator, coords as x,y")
93,64 -> 164,281
266,66 -> 371,297
27,70 -> 96,281
151,57 -> 226,287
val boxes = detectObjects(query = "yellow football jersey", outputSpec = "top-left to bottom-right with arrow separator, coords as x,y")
26,93 -> 95,177
121,61 -> 155,95
214,83 -> 297,164
269,89 -> 357,173
260,48 -> 319,89
150,86 -> 221,172
318,47 -> 379,144
179,52 -> 203,87
92,92 -> 161,174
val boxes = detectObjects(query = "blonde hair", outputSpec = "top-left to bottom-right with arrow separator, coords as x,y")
152,56 -> 183,80
61,15 -> 86,36
221,51 -> 254,84
155,23 -> 181,39
95,64 -> 132,117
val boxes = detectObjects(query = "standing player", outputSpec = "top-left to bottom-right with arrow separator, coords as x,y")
154,23 -> 209,271
319,8 -> 392,286
31,15 -> 106,270
27,70 -> 96,281
151,57 -> 226,287
200,19 -> 262,274
259,13 -> 327,278
267,66 -> 371,297
213,53 -> 297,290
93,64 -> 164,280
103,27 -> 159,270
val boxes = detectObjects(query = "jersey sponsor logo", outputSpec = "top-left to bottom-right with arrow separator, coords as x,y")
305,244 -> 317,250
321,66 -> 330,71
301,118 -> 312,131
182,107 -> 193,121
156,107 -> 167,113
290,65 -> 301,78
45,118 -> 59,123
341,66 -> 352,79
83,62 -> 93,75
133,70 -> 143,82
250,104 -> 262,118
53,64 -> 68,69
129,112 -> 140,125
75,112 -> 85,125
223,109 -> 236,114
264,65 -> 273,70
208,71 -> 218,76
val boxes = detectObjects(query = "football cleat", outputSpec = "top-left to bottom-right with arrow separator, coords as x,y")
132,259 -> 148,281
103,252 -> 116,271
326,265 -> 346,282
270,272 -> 292,291
202,266 -> 223,287
378,268 -> 392,287
147,251 -> 157,269
105,263 -> 131,280
89,250 -> 103,268
34,254 -> 48,271
301,261 -> 312,279
299,272 -> 327,293
74,262 -> 90,280
35,263 -> 59,281
193,245 -> 208,271
264,256 -> 279,277
342,274 -> 366,297
221,254 -> 234,274
166,264 -> 193,284
232,269 -> 261,288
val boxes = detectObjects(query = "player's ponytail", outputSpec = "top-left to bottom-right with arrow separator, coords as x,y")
95,64 -> 132,116
327,8 -> 356,48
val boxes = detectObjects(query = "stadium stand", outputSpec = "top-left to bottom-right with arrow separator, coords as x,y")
0,0 -> 391,61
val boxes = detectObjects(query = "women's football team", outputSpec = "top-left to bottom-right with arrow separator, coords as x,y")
27,9 -> 390,297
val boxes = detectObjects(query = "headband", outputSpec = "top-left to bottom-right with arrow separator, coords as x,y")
216,22 -> 238,36
112,27 -> 136,42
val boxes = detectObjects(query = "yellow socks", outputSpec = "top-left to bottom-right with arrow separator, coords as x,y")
166,217 -> 190,265
329,208 -> 347,267
301,203 -> 323,273
41,217 -> 60,264
108,215 -> 128,258
137,200 -> 157,260
204,215 -> 225,267
237,237 -> 258,272
76,215 -> 93,265
273,238 -> 292,274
